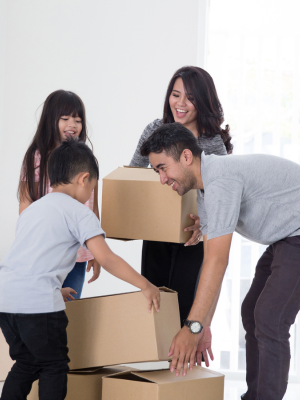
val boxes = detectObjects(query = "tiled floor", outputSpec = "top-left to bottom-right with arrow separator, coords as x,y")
1,378 -> 299,399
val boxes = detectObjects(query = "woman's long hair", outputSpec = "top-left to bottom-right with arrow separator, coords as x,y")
18,90 -> 91,202
163,66 -> 233,154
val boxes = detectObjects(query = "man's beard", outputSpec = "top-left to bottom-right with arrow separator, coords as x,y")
176,170 -> 197,196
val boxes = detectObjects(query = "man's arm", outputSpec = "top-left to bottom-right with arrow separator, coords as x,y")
168,233 -> 232,376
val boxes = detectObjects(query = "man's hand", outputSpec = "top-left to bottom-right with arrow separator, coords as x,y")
168,327 -> 201,377
196,326 -> 214,367
86,259 -> 101,283
61,287 -> 77,302
141,282 -> 161,313
184,214 -> 202,247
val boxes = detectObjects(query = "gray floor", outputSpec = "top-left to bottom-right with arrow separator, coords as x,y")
1,378 -> 299,399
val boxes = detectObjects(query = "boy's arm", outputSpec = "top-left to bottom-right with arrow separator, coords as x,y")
86,235 -> 160,312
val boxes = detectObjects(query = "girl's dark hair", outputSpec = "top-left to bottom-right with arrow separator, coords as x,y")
18,90 -> 91,202
163,66 -> 233,154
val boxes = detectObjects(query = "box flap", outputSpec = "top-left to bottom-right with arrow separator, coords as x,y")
130,366 -> 224,384
103,167 -> 160,182
158,286 -> 177,293
123,165 -> 153,170
69,366 -> 137,376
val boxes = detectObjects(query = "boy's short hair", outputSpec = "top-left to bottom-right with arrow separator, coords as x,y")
48,139 -> 99,187
140,122 -> 202,161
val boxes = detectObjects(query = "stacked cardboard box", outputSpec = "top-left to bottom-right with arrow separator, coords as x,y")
28,366 -> 138,400
101,167 -> 198,243
103,366 -> 224,399
24,288 -> 224,399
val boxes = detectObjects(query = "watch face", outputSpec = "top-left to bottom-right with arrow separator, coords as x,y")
190,322 -> 201,333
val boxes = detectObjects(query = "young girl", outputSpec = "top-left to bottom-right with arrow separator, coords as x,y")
18,90 -> 100,298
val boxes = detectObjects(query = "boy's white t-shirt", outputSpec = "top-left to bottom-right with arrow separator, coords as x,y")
0,193 -> 105,314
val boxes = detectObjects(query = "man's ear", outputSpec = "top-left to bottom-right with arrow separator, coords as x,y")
77,172 -> 90,187
181,149 -> 193,166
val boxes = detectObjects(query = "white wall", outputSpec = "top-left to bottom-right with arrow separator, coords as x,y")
0,0 -> 205,297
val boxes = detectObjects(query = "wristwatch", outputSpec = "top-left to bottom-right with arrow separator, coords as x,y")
184,319 -> 203,334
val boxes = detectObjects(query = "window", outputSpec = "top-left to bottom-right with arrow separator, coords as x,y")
207,0 -> 300,380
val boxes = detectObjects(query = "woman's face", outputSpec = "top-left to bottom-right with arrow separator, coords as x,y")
169,78 -> 197,129
58,114 -> 83,142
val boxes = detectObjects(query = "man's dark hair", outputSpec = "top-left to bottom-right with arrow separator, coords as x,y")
140,122 -> 202,161
48,139 -> 99,187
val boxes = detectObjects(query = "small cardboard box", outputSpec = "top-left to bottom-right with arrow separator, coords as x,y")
101,167 -> 197,243
28,366 -> 137,400
102,366 -> 224,400
66,288 -> 180,370
0,330 -> 14,381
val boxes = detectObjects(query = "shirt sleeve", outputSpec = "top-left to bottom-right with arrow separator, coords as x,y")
129,119 -> 162,167
197,189 -> 208,236
73,211 -> 106,249
204,178 -> 243,240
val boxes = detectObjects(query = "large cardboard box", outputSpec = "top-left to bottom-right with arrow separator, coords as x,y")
101,167 -> 198,243
66,288 -> 180,370
102,366 -> 224,400
0,330 -> 14,381
28,366 -> 137,400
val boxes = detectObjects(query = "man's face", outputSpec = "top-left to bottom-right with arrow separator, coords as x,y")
149,151 -> 197,196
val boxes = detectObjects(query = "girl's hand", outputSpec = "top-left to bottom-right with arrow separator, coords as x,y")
141,282 -> 161,313
61,287 -> 77,302
184,214 -> 202,247
87,259 -> 101,283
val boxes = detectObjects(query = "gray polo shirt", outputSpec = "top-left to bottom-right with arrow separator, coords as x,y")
197,152 -> 300,244
0,193 -> 105,314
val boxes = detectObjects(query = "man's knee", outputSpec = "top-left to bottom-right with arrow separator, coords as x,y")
241,294 -> 255,332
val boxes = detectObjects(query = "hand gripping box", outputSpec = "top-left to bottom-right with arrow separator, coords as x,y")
66,288 -> 180,370
101,167 -> 198,243
28,366 -> 138,400
102,366 -> 224,400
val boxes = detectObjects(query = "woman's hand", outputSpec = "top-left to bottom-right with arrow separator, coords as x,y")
61,287 -> 77,302
86,259 -> 101,283
184,214 -> 202,246
141,282 -> 161,313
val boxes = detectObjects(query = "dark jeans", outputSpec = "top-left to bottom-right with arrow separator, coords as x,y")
241,236 -> 300,400
0,311 -> 69,400
142,240 -> 204,326
62,261 -> 87,299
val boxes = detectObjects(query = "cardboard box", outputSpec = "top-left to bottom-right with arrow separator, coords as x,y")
0,330 -> 14,381
101,167 -> 198,243
102,366 -> 224,400
66,288 -> 180,370
28,366 -> 137,400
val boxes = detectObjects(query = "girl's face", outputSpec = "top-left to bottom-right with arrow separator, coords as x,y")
58,114 -> 83,142
169,78 -> 197,129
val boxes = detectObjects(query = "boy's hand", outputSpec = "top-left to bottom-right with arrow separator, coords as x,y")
86,259 -> 101,283
142,282 -> 161,313
61,287 -> 77,302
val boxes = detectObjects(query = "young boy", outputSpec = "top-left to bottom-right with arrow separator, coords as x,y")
0,139 -> 160,400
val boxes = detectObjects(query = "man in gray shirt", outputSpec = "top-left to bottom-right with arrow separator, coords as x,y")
141,122 -> 300,400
